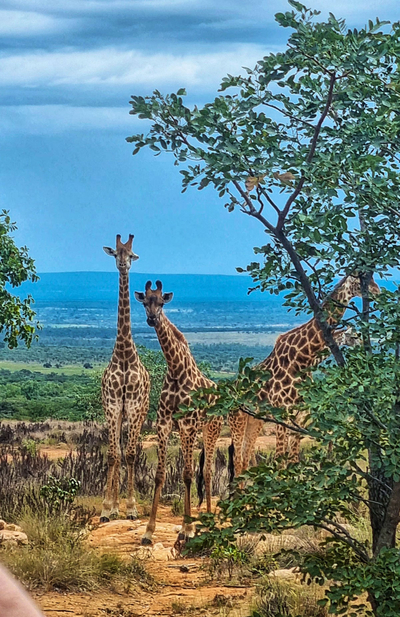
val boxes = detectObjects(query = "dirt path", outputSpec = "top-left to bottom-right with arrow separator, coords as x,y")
33,511 -> 254,617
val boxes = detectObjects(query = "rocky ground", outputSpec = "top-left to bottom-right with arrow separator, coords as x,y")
32,509 -> 255,617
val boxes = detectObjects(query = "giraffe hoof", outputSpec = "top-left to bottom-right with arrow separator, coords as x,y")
100,516 -> 110,524
126,514 -> 138,521
141,537 -> 153,546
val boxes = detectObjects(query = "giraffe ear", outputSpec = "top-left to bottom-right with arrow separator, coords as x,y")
134,291 -> 145,303
103,246 -> 117,257
163,292 -> 173,304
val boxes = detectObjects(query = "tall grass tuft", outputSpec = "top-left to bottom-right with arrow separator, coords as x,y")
251,578 -> 328,617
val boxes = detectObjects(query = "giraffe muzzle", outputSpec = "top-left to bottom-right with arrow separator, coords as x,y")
147,317 -> 156,327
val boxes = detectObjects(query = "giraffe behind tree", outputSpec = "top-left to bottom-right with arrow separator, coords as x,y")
100,234 -> 150,523
135,280 -> 222,547
228,274 -> 380,477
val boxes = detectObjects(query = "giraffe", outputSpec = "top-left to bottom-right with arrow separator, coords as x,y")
100,234 -> 150,523
134,280 -> 222,546
228,274 -> 379,479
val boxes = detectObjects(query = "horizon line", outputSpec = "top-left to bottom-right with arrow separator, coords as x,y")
35,271 -> 248,277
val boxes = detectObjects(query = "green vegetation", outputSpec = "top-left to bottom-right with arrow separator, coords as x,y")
0,344 -> 167,422
0,368 -> 100,421
0,210 -> 39,349
128,2 -> 400,614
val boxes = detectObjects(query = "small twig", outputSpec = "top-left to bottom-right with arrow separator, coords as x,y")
277,72 -> 337,231
258,185 -> 281,215
262,101 -> 316,128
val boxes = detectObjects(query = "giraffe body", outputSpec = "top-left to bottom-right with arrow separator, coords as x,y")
100,235 -> 150,522
229,275 -> 379,476
135,281 -> 222,546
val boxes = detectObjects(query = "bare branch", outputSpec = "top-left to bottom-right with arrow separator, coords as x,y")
320,518 -> 370,562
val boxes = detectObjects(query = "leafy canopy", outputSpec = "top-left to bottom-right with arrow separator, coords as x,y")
0,210 -> 39,349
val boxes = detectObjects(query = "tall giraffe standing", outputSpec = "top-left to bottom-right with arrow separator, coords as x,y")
135,280 -> 222,546
100,234 -> 150,523
228,275 -> 379,478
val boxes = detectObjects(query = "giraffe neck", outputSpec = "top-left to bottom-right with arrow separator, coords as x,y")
154,313 -> 191,379
322,278 -> 355,325
114,269 -> 137,357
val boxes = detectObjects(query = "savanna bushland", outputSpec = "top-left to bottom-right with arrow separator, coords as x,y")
127,3 -> 400,614
3,3 -> 400,616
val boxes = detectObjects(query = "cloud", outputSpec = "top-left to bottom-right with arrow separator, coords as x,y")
0,44 -> 269,89
0,9 -> 69,35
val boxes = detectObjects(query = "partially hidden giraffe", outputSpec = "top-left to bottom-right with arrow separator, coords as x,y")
135,280 -> 222,546
228,275 -> 379,478
100,234 -> 150,523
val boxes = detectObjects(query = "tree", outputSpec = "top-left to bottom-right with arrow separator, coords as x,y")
127,3 -> 400,614
0,210 -> 39,348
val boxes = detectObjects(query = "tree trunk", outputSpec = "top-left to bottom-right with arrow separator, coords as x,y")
367,451 -> 394,554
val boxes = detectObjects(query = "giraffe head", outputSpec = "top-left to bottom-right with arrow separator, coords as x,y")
331,273 -> 380,305
134,280 -> 173,327
103,234 -> 138,273
345,274 -> 380,299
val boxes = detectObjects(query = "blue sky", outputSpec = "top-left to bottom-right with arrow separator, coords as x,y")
0,0 -> 399,274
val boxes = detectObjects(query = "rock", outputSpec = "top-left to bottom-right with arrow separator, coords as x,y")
0,530 -> 28,547
255,533 -> 305,555
269,567 -> 301,581
152,547 -> 175,561
133,545 -> 176,562
5,524 -> 22,532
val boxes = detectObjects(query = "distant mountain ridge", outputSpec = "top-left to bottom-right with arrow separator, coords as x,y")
16,272 -> 397,305
18,272 -> 270,304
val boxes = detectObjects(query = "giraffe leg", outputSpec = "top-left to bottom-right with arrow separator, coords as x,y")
228,411 -> 247,479
141,410 -> 172,546
202,416 -> 223,513
275,424 -> 289,459
177,426 -> 197,544
125,401 -> 146,520
288,433 -> 301,462
101,407 -> 123,523
288,411 -> 306,463
242,417 -> 263,472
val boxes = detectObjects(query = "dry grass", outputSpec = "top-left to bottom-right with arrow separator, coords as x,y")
251,578 -> 328,617
0,508 -> 154,592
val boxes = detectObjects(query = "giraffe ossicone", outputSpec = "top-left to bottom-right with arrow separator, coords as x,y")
100,234 -> 150,523
135,280 -> 222,548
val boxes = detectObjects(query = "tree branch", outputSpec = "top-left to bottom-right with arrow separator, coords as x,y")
239,404 -> 310,436
276,73 -> 337,231
320,518 -> 370,563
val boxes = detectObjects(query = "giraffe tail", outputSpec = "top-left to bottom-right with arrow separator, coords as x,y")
228,442 -> 235,484
196,447 -> 205,507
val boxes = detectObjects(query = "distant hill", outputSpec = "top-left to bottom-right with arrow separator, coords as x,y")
17,272 -> 271,304
15,272 -> 397,305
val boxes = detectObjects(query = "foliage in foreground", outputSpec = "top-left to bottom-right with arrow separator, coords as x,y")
128,2 -> 400,614
0,210 -> 39,349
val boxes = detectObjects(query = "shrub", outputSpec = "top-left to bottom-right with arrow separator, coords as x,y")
251,579 -> 328,617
